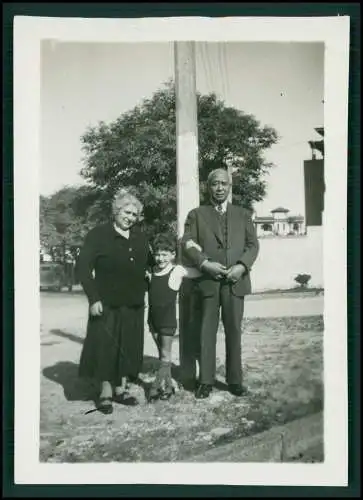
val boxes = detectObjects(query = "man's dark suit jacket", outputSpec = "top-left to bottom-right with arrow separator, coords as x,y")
182,204 -> 260,297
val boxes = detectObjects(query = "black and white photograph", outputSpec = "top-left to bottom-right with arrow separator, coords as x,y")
14,15 -> 349,486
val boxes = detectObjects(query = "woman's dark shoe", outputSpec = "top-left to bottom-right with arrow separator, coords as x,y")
195,384 -> 213,399
97,397 -> 113,414
113,391 -> 138,406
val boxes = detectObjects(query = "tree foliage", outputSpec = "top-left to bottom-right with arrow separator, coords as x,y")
40,187 -> 93,259
294,273 -> 312,288
49,81 -> 279,240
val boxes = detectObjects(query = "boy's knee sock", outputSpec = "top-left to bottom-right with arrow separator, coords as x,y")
153,361 -> 169,387
160,360 -> 171,375
161,361 -> 173,389
156,360 -> 171,383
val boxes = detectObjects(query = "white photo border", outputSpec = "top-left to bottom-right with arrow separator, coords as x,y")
13,15 -> 349,486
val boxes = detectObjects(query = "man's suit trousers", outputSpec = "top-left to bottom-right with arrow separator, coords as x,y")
196,282 -> 245,386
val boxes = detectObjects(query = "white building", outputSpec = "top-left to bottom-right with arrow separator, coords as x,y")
253,207 -> 305,238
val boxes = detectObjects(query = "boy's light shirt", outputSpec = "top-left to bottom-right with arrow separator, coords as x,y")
152,263 -> 201,292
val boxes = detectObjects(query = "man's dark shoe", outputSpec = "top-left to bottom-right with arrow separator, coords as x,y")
195,384 -> 213,399
228,384 -> 248,397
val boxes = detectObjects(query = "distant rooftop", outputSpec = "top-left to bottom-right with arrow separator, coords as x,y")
287,215 -> 304,222
253,208 -> 305,222
270,207 -> 290,213
254,216 -> 275,223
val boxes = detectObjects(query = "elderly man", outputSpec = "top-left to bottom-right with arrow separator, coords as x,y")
182,168 -> 259,399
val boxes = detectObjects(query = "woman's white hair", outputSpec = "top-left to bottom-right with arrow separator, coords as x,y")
111,188 -> 143,219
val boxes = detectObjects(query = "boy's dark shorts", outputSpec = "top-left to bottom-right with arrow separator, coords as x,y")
148,321 -> 177,337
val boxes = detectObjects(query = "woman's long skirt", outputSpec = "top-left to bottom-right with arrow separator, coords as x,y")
79,304 -> 144,385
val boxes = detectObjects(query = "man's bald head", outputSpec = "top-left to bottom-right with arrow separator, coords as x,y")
207,168 -> 230,187
207,168 -> 231,205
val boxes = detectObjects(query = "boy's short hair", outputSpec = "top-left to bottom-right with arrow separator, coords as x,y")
151,233 -> 177,253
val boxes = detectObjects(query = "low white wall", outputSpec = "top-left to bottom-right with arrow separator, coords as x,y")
250,227 -> 323,292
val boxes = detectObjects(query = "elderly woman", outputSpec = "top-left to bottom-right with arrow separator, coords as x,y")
77,188 -> 150,414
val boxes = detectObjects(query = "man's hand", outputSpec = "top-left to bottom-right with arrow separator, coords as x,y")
225,264 -> 246,284
201,261 -> 228,280
90,301 -> 103,316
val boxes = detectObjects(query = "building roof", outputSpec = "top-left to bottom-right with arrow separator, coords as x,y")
254,217 -> 275,223
254,214 -> 304,223
287,215 -> 304,222
270,207 -> 290,213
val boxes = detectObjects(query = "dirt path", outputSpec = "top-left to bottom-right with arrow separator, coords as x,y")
40,292 -> 324,463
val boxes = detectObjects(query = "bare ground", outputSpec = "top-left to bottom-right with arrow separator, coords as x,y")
40,297 -> 323,463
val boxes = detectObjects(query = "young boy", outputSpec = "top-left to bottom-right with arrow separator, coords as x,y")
147,233 -> 201,402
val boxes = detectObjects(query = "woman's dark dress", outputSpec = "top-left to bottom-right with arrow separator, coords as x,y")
77,223 -> 150,384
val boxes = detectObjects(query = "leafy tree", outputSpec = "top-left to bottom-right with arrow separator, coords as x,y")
79,80 -> 279,235
40,187 -> 93,260
294,273 -> 312,288
40,195 -> 59,250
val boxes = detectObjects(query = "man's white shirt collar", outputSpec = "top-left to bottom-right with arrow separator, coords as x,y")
213,200 -> 228,214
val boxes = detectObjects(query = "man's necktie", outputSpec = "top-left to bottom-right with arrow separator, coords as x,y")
217,205 -> 223,214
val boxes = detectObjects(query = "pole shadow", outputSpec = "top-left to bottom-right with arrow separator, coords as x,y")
50,328 -> 84,344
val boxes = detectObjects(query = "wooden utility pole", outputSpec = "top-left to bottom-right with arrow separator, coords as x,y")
175,41 -> 200,385
227,164 -> 233,203
175,42 -> 199,236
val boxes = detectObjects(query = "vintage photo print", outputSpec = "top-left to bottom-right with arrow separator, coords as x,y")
13,15 -> 349,486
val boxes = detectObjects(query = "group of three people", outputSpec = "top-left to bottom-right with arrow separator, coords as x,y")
77,168 -> 260,414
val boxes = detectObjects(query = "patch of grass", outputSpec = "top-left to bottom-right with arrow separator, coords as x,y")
40,315 -> 323,463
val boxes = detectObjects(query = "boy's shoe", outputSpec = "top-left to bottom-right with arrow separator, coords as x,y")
159,386 -> 175,401
148,382 -> 162,403
159,374 -> 175,401
148,391 -> 161,403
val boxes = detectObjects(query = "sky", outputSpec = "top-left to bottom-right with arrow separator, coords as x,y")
40,41 -> 324,217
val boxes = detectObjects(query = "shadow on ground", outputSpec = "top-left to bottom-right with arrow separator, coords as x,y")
50,328 -> 84,345
43,329 -> 228,401
42,356 -> 186,403
42,361 -> 97,402
42,328 -> 194,401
